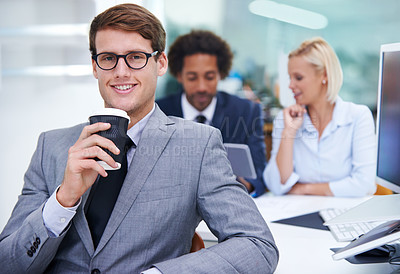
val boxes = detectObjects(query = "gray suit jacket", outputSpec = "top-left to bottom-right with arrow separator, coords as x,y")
0,106 -> 278,273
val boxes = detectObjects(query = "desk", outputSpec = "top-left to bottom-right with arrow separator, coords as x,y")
196,194 -> 400,273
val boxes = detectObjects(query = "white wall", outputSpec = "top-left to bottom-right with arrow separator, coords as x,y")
0,80 -> 104,230
0,0 -> 97,232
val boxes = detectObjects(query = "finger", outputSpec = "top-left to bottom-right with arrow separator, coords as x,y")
78,122 -> 111,141
286,105 -> 299,115
71,133 -> 120,156
76,145 -> 119,169
76,158 -> 109,178
289,109 -> 300,118
89,134 -> 121,156
295,104 -> 307,114
289,106 -> 305,118
283,107 -> 294,118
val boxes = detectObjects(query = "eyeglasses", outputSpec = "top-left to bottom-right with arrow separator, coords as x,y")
92,51 -> 158,70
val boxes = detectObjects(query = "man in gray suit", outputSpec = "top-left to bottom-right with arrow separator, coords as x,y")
0,3 -> 278,273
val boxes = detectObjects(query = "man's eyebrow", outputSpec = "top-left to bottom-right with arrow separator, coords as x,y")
185,71 -> 197,76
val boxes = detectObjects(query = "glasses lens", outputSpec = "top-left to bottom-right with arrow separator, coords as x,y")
97,53 -> 117,70
126,52 -> 147,69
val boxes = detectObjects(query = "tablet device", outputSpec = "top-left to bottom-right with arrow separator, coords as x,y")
332,219 -> 400,260
224,143 -> 256,179
323,194 -> 400,225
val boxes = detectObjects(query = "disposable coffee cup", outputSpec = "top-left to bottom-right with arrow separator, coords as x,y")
89,108 -> 130,170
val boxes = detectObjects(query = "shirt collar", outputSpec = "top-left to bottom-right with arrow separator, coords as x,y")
301,97 -> 352,133
331,97 -> 353,127
181,93 -> 217,124
127,103 -> 155,145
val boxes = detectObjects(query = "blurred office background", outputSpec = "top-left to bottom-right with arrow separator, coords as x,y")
0,0 -> 399,230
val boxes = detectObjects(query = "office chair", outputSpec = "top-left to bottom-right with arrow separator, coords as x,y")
374,184 -> 393,195
190,232 -> 205,252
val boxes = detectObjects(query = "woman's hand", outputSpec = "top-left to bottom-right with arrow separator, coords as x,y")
282,104 -> 306,133
288,182 -> 333,196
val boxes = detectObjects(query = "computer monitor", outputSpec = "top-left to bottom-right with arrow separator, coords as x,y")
375,42 -> 400,193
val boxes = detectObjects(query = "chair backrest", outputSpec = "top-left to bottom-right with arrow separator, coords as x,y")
190,232 -> 205,252
374,184 -> 393,195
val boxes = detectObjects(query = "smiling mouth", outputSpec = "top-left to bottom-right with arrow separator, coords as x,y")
114,84 -> 133,91
195,93 -> 212,102
293,91 -> 302,97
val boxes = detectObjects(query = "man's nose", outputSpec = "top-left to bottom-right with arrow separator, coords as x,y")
197,79 -> 208,91
114,57 -> 131,77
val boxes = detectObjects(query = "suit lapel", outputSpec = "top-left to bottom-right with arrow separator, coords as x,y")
73,190 -> 95,255
172,92 -> 184,117
54,134 -> 95,257
211,92 -> 226,129
94,106 -> 176,254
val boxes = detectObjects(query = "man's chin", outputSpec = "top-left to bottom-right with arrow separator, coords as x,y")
194,103 -> 209,112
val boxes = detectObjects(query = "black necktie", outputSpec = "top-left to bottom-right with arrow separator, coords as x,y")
85,137 -> 135,248
195,114 -> 207,124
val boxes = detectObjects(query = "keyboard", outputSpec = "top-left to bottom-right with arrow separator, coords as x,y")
319,208 -> 383,242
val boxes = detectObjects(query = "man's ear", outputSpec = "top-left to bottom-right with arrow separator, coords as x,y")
92,58 -> 98,79
157,52 -> 168,77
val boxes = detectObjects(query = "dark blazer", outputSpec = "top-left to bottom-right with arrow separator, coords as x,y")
157,91 -> 267,197
0,106 -> 278,273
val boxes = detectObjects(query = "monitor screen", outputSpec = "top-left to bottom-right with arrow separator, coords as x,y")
376,43 -> 400,193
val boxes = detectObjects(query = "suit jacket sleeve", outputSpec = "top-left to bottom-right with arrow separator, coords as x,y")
0,132 -> 69,273
154,128 -> 279,273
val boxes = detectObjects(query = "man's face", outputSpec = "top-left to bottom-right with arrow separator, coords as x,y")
92,28 -> 167,126
177,53 -> 220,111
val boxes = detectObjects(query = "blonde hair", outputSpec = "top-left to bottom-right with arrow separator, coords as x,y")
289,37 -> 343,104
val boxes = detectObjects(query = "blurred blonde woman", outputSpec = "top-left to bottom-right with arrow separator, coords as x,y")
264,37 -> 376,197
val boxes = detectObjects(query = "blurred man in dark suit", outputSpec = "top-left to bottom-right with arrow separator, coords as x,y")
157,30 -> 267,197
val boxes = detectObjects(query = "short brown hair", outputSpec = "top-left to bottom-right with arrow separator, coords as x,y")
89,3 -> 166,57
168,30 -> 233,79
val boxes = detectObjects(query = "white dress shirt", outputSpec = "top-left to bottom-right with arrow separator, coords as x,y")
181,93 -> 216,124
263,97 -> 377,197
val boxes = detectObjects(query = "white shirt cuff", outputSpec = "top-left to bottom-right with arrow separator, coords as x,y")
42,186 -> 81,236
280,172 -> 300,194
264,158 -> 300,195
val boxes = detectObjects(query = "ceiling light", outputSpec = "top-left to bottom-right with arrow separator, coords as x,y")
0,24 -> 89,37
249,0 -> 328,29
3,65 -> 92,77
